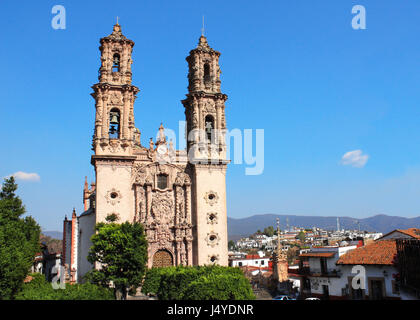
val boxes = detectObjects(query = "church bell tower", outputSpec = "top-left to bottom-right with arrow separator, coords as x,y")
91,24 -> 139,224
182,35 -> 229,266
91,23 -> 139,156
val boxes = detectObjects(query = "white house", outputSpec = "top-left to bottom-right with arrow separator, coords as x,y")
336,240 -> 401,300
296,244 -> 358,299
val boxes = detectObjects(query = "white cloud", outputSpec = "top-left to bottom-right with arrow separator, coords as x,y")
341,150 -> 369,168
8,171 -> 41,182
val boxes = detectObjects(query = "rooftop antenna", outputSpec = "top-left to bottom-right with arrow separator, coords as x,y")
286,217 -> 289,232
201,15 -> 205,36
337,217 -> 340,232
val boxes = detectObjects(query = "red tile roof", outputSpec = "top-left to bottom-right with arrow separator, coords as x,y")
336,240 -> 397,265
300,252 -> 336,258
398,228 -> 420,239
379,228 -> 420,240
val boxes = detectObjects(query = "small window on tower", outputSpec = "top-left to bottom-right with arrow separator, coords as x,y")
205,115 -> 214,142
109,108 -> 120,139
112,53 -> 120,72
157,174 -> 168,190
204,63 -> 210,82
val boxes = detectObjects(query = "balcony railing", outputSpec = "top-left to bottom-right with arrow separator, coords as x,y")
294,267 -> 341,278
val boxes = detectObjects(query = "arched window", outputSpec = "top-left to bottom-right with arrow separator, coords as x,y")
203,63 -> 210,82
205,115 -> 215,142
112,53 -> 120,72
109,108 -> 120,139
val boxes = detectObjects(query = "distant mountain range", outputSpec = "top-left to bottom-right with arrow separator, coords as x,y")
42,231 -> 63,239
43,213 -> 420,242
227,214 -> 420,240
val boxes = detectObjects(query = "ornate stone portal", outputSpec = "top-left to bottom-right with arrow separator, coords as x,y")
133,164 -> 193,266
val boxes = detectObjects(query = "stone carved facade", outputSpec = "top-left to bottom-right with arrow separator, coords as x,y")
64,24 -> 229,278
132,164 -> 194,266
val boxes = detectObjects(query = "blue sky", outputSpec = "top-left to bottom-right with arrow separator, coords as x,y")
1,0 -> 420,231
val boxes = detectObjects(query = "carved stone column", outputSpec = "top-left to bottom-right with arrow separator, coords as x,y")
198,99 -> 203,133
136,185 -> 146,223
95,92 -> 103,139
216,103 -> 221,144
122,90 -> 129,140
146,184 -> 152,222
175,185 -> 181,225
185,183 -> 191,224
101,93 -> 108,138
176,242 -> 181,265
186,240 -> 193,266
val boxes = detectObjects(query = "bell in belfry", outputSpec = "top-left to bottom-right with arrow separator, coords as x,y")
110,112 -> 119,124
113,54 -> 120,65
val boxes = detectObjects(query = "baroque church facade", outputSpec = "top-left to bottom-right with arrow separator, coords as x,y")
62,24 -> 229,283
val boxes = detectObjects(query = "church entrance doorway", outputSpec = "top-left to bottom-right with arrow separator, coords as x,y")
152,250 -> 173,267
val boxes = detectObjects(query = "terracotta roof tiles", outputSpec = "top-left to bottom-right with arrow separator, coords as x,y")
336,240 -> 397,265
398,228 -> 420,239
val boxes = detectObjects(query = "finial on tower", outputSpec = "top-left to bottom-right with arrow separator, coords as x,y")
158,123 -> 166,143
201,15 -> 205,36
116,16 -> 119,25
84,176 -> 89,192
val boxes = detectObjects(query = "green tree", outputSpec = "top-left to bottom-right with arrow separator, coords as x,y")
15,273 -> 113,300
86,220 -> 148,300
145,265 -> 255,300
228,240 -> 235,250
0,177 -> 41,300
286,246 -> 300,265
296,231 -> 306,243
263,226 -> 275,237
141,267 -> 165,296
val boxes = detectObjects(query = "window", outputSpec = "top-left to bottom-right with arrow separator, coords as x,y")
351,287 -> 364,300
109,109 -> 120,139
112,53 -> 120,72
157,174 -> 168,190
205,115 -> 214,142
392,280 -> 400,295
303,278 -> 311,290
261,260 -> 265,265
322,285 -> 330,300
320,258 -> 328,274
370,279 -> 384,300
238,262 -> 242,267
204,63 -> 210,82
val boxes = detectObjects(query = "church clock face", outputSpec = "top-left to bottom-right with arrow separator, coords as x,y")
157,145 -> 167,155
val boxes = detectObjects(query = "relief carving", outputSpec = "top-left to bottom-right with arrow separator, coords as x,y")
204,191 -> 219,206
206,232 -> 220,248
105,188 -> 122,206
109,92 -> 123,106
151,192 -> 173,222
207,212 -> 218,225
